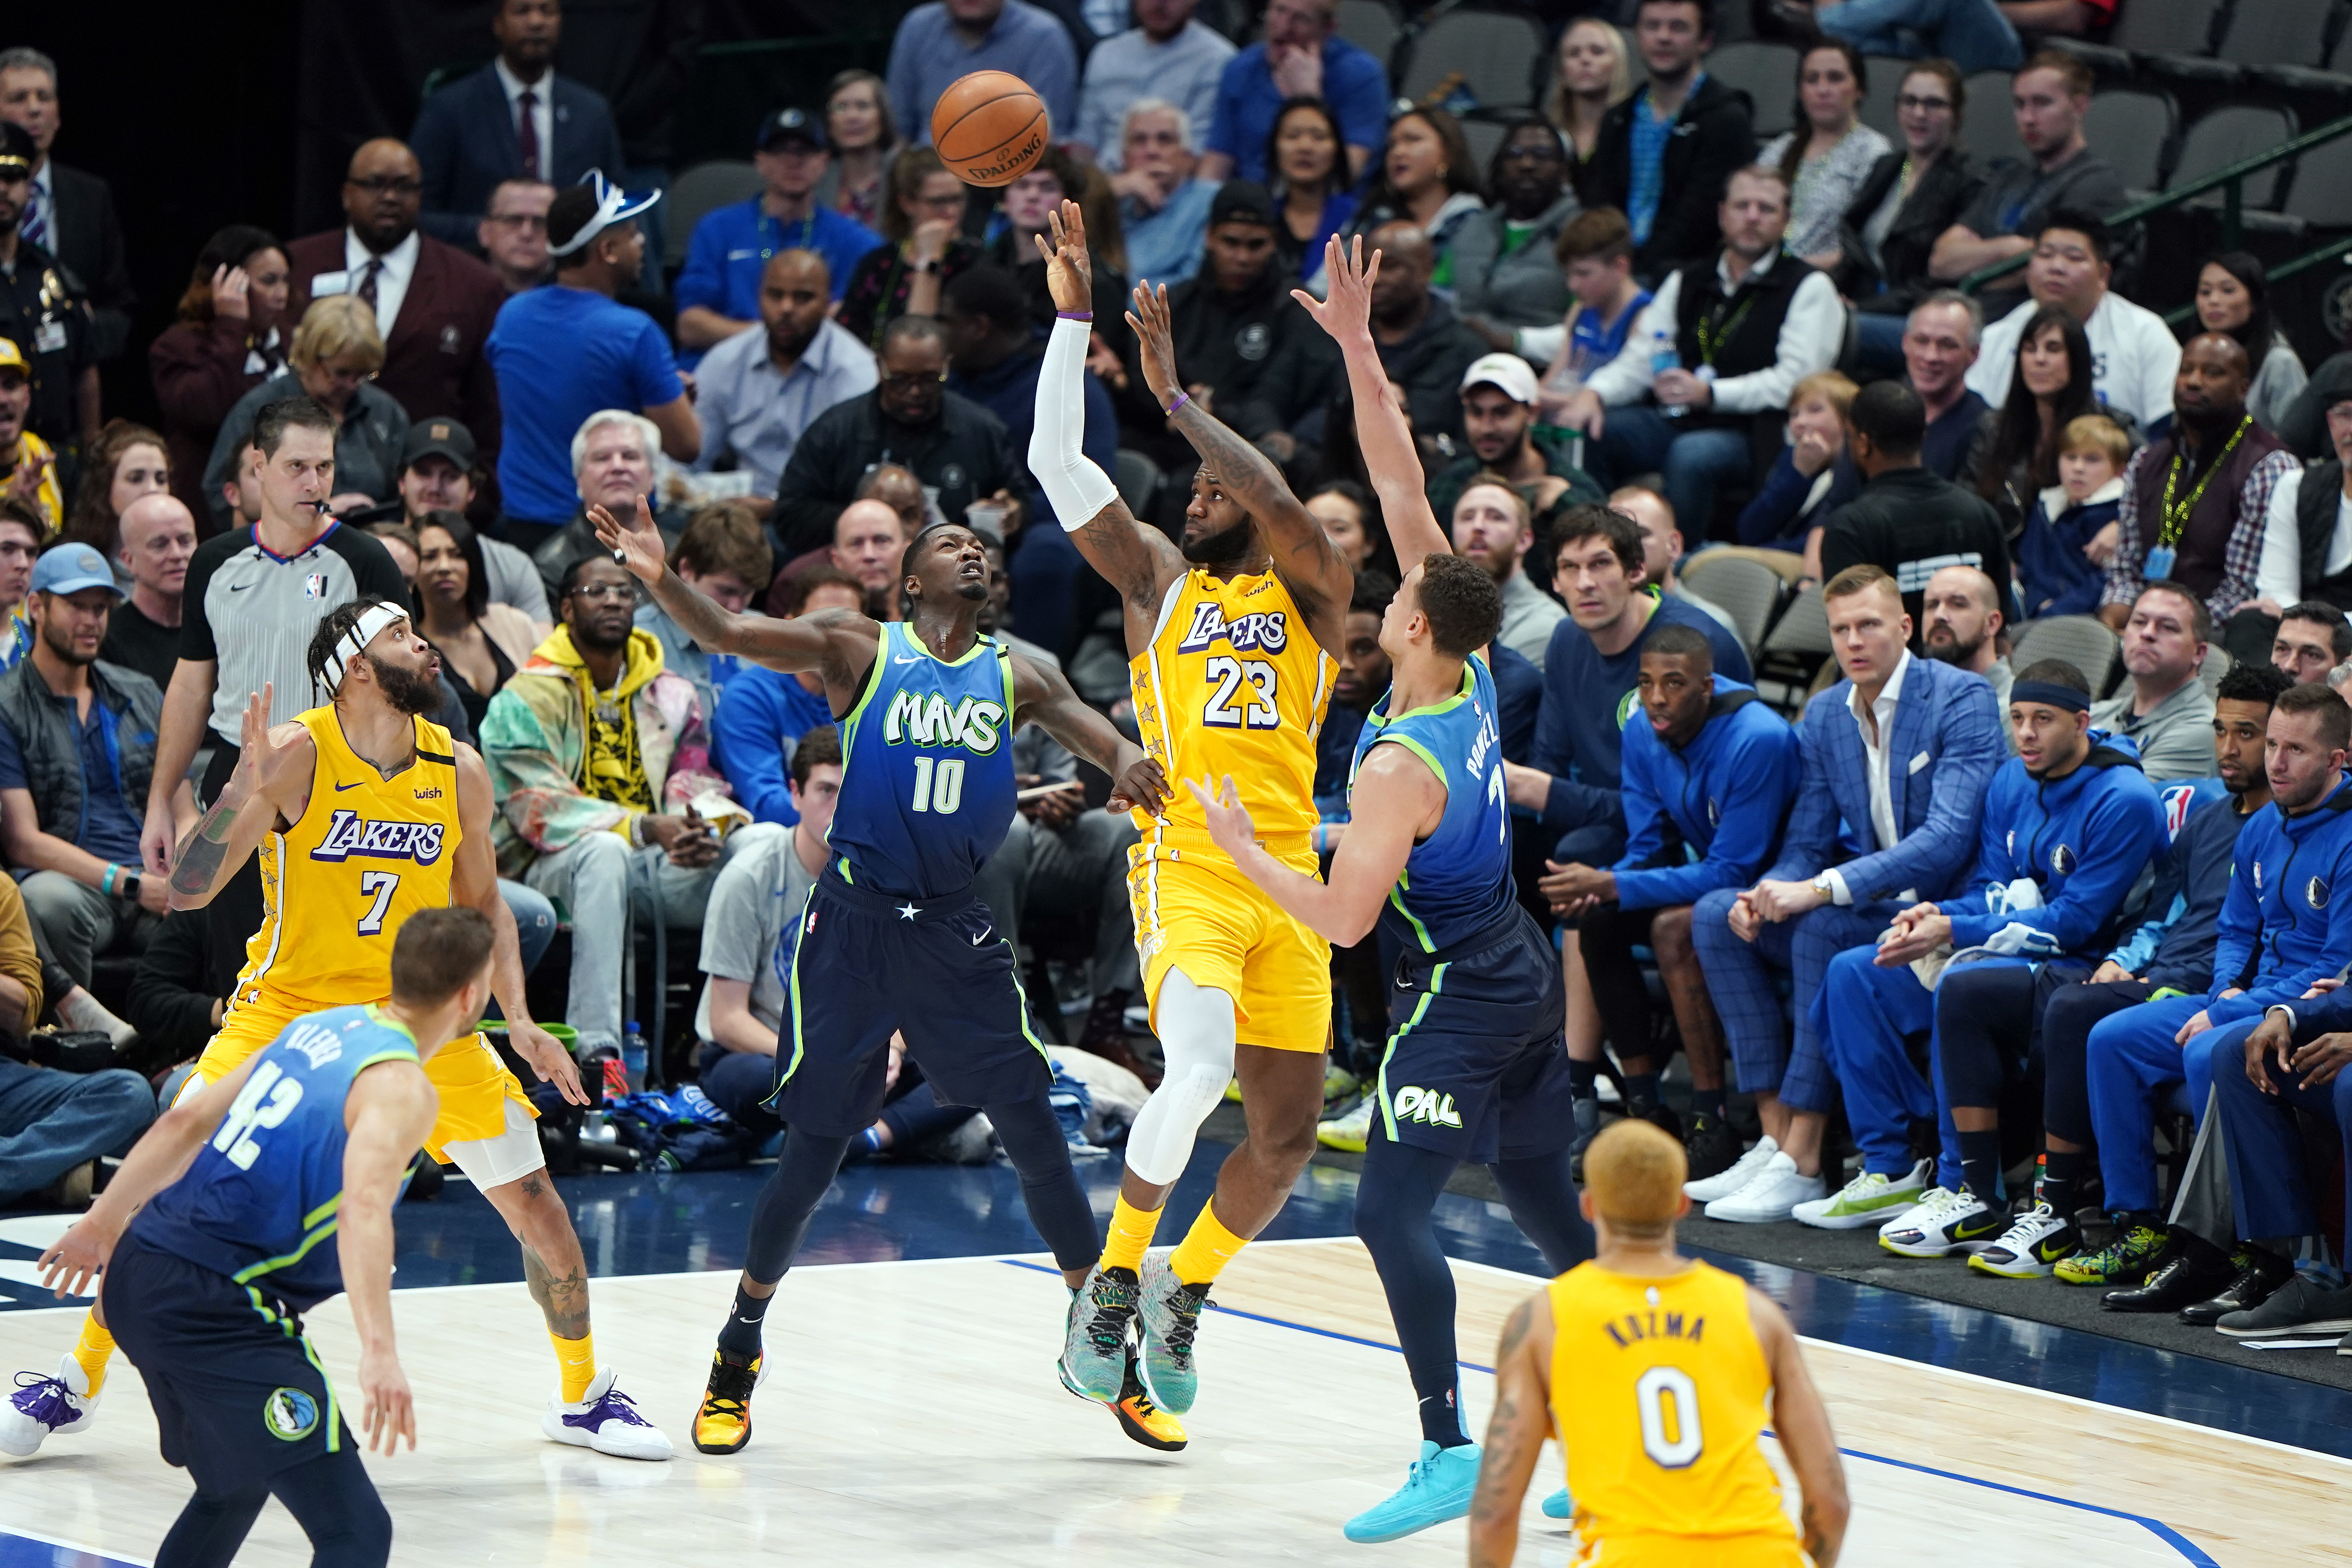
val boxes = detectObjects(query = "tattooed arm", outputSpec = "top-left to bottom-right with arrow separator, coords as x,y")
1469,1292 -> 1557,1568
1010,653 -> 1169,817
1752,1287 -> 1848,1568
167,688 -> 312,910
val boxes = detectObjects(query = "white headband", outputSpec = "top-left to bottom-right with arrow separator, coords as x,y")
319,602 -> 410,698
548,169 -> 662,259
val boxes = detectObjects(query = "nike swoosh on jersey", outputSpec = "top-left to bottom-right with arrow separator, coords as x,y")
893,656 -> 923,666
227,582 -> 254,592
334,779 -> 364,792
970,926 -> 992,945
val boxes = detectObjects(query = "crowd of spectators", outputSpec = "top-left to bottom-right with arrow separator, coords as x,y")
1,0 -> 2351,1352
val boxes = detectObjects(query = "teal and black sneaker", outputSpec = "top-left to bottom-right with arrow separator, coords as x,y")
1342,1441 -> 1482,1543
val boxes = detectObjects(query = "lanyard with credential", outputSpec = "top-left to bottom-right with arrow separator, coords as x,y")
2157,415 -> 2252,547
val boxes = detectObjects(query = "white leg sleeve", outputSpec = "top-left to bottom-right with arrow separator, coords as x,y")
1122,966 -> 1238,1186
1028,316 -> 1122,530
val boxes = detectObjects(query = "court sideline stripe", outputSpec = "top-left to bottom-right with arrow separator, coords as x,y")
1001,1258 -> 2219,1565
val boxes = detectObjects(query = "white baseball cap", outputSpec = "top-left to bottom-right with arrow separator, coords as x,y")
1460,352 -> 1539,405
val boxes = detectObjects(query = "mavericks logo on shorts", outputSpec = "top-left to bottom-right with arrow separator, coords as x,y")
263,1386 -> 320,1441
1393,1085 -> 1464,1128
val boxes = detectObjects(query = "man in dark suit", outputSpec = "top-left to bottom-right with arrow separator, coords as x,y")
283,139 -> 504,458
409,0 -> 628,248
1687,563 -> 2005,1222
0,49 -> 132,363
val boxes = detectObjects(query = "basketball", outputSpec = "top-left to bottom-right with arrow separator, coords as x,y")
930,70 -> 1050,187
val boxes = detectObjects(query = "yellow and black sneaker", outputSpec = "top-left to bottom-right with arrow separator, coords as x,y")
692,1347 -> 761,1454
1108,1348 -> 1187,1452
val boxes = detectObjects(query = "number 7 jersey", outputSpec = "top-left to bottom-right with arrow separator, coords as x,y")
231,706 -> 463,1015
1132,568 -> 1333,847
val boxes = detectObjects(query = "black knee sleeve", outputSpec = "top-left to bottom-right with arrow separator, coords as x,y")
268,1447 -> 392,1568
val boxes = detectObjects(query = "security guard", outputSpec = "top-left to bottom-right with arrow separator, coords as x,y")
0,121 -> 93,478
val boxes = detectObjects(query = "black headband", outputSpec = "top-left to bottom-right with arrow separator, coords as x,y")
2010,680 -> 2089,714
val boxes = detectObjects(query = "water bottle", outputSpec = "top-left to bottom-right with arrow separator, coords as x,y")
1651,331 -> 1686,419
621,1021 -> 648,1093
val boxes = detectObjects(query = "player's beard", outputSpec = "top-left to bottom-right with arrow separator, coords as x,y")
365,651 -> 444,716
1181,516 -> 1254,566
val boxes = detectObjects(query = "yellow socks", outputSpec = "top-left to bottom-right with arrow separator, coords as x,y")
1168,1201 -> 1249,1287
72,1313 -> 114,1397
1101,1195 -> 1162,1275
551,1331 -> 596,1403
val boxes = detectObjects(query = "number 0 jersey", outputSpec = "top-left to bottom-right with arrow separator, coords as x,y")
1546,1260 -> 1799,1550
1349,652 -> 1514,952
231,708 -> 462,1016
132,1004 -> 422,1312
831,622 -> 1019,899
1131,568 -> 1332,848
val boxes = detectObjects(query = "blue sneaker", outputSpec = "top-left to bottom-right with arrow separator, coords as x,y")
1342,1440 -> 1481,1543
1541,1486 -> 1574,1519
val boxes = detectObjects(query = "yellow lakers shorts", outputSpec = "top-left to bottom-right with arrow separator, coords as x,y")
1128,834 -> 1330,1051
197,992 -> 536,1157
1572,1530 -> 1808,1567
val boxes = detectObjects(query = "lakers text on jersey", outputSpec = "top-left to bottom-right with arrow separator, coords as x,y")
1547,1260 -> 1805,1567
1127,568 -> 1334,1050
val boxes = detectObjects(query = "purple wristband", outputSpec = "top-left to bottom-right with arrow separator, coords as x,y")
1056,310 -> 1092,321
1166,391 -> 1190,415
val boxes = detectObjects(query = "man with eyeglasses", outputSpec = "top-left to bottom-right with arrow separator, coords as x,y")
772,315 -> 1027,561
285,139 -> 507,453
479,178 -> 555,294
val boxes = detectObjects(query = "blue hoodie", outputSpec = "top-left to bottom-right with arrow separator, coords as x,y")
1611,679 -> 1802,911
1938,733 -> 2168,956
2106,778 -> 2244,992
2203,777 -> 2352,1024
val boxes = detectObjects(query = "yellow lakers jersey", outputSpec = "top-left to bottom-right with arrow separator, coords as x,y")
1131,568 -> 1331,846
232,707 -> 463,1012
1547,1260 -> 1798,1549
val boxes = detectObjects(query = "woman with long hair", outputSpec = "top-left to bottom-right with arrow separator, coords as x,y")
199,295 -> 410,530
1352,107 -> 1486,283
1306,478 -> 1391,576
1548,17 -> 1634,198
412,510 -> 540,735
812,69 -> 899,232
1967,305 -> 2119,536
1453,120 -> 1580,340
1759,42 -> 1890,270
1266,97 -> 1358,289
1832,60 -> 1983,370
2196,252 -> 2307,433
63,421 -> 170,569
838,148 -> 981,352
147,225 -> 289,527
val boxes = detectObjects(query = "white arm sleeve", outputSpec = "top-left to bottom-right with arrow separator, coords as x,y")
1029,316 -> 1123,532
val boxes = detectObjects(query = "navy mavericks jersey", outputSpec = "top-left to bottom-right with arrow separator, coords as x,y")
129,1005 -> 421,1312
831,622 -> 1020,898
1351,652 -> 1515,951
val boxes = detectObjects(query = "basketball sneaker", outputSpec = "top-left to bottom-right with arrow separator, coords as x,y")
1059,1342 -> 1188,1450
1136,1252 -> 1210,1414
1060,1265 -> 1137,1404
1541,1487 -> 1574,1519
1323,1062 -> 1361,1108
1967,1202 -> 2079,1278
1342,1440 -> 1482,1543
1792,1160 -> 1933,1230
0,1355 -> 98,1457
1701,1153 -> 1825,1223
1878,1187 -> 2003,1258
1686,1134 -> 1778,1204
1684,1114 -> 1742,1183
544,1367 -> 673,1460
2054,1214 -> 2171,1288
691,1348 -> 762,1455
1319,1096 -> 1374,1153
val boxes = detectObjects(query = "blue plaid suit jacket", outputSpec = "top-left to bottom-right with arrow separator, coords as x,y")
1760,655 -> 2006,906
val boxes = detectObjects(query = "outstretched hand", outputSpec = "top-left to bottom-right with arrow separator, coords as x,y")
1105,753 -> 1170,817
507,1019 -> 589,1106
1184,772 -> 1257,860
1126,280 -> 1182,409
589,495 -> 666,587
1293,233 -> 1380,343
1031,200 -> 1094,314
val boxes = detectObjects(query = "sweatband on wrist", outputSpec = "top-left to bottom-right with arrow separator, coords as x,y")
2009,680 -> 2090,713
1056,310 -> 1091,321
1165,391 -> 1190,415
1030,317 -> 1123,532
101,863 -> 118,894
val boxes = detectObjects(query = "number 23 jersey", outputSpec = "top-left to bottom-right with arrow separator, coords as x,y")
232,707 -> 462,1014
1131,568 -> 1332,846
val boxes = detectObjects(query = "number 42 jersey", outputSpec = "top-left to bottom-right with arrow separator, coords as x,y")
1131,568 -> 1333,849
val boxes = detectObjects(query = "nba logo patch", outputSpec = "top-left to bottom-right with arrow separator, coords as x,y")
303,573 -> 327,600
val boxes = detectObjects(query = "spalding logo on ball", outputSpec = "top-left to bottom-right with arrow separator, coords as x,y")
931,70 -> 1050,188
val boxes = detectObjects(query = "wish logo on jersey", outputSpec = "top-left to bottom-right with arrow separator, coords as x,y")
1392,1085 -> 1464,1128
882,691 -> 1007,755
1176,601 -> 1289,655
308,810 -> 447,865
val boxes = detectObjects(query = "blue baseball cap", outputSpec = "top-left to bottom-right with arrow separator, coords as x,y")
31,544 -> 123,599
